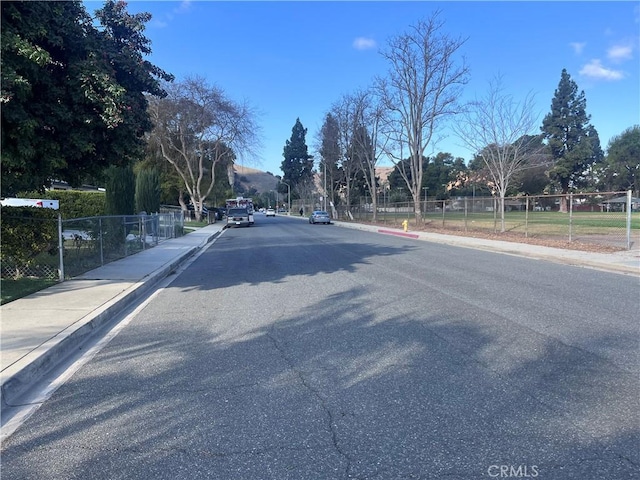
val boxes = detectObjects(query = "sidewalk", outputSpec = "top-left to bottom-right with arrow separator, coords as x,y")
336,220 -> 640,276
1,223 -> 225,409
1,219 -> 638,414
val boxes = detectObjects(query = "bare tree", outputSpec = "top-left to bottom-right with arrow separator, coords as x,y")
331,94 -> 360,217
147,76 -> 260,220
377,12 -> 469,222
351,88 -> 387,222
315,112 -> 341,214
454,75 -> 541,231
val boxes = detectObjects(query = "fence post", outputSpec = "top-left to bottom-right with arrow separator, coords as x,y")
464,197 -> 468,232
99,218 -> 104,266
525,196 -> 529,238
627,190 -> 632,250
57,213 -> 65,282
141,215 -> 146,250
569,193 -> 573,242
123,216 -> 128,257
493,197 -> 497,233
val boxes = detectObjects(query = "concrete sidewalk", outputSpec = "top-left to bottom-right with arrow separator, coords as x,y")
1,219 -> 638,414
337,220 -> 640,276
1,223 -> 225,409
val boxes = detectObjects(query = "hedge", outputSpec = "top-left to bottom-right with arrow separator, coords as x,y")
19,190 -> 106,219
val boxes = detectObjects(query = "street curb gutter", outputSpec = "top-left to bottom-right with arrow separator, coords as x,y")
1,230 -> 220,409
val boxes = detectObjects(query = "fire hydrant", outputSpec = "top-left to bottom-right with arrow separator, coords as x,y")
402,219 -> 409,232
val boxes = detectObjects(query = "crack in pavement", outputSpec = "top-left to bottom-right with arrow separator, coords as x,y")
265,329 -> 352,478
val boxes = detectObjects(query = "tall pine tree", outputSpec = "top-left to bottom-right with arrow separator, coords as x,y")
135,168 -> 161,214
541,69 -> 603,208
105,165 -> 135,215
281,118 -> 314,199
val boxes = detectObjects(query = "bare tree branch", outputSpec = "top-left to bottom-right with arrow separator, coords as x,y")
453,74 -> 542,231
376,11 -> 469,222
147,77 -> 260,220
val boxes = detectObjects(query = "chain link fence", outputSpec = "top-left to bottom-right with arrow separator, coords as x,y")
329,191 -> 639,250
1,213 -> 185,281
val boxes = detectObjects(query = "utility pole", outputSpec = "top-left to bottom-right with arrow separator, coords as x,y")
281,182 -> 291,215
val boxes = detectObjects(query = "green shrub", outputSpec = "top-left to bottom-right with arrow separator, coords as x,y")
19,190 -> 106,219
0,206 -> 58,266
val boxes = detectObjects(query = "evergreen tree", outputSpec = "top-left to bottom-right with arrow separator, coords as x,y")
135,168 -> 161,213
105,165 -> 135,215
541,69 -> 603,204
281,118 -> 314,198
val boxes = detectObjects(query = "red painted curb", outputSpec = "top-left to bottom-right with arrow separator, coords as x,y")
378,229 -> 420,239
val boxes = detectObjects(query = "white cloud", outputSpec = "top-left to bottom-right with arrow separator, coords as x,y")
176,1 -> 192,14
149,1 -> 191,29
579,59 -> 624,81
151,19 -> 169,29
607,43 -> 634,62
569,42 -> 586,55
353,37 -> 377,51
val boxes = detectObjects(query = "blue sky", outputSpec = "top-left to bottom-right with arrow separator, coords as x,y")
87,1 -> 640,176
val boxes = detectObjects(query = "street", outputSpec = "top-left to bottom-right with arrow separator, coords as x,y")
1,215 -> 638,479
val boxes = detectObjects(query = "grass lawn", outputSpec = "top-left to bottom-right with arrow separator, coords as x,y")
1,277 -> 58,305
184,221 -> 209,229
374,210 -> 640,230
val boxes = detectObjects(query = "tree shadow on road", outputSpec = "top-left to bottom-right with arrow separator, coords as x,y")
1,237 -> 638,479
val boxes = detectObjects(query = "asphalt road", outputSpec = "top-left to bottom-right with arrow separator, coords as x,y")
1,215 -> 638,479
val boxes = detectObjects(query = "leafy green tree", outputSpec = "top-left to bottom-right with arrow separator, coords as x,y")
105,165 -> 135,215
90,1 -> 174,169
599,125 -> 640,194
135,169 -> 161,213
388,157 -> 413,194
390,153 -> 466,201
541,69 -> 603,209
0,0 -> 172,197
2,1 -> 93,195
209,159 -> 234,207
423,152 -> 464,199
281,118 -> 314,199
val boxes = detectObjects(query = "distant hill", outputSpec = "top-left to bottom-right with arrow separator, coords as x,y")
233,165 -> 279,194
232,164 -> 395,194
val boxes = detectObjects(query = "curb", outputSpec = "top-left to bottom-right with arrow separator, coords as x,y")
378,228 -> 420,239
1,230 -> 221,409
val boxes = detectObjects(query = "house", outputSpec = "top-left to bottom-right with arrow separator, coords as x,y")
600,196 -> 640,212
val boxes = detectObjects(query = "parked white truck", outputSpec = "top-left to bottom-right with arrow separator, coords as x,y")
225,197 -> 254,225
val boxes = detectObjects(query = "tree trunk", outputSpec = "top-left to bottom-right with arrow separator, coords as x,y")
413,194 -> 422,224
